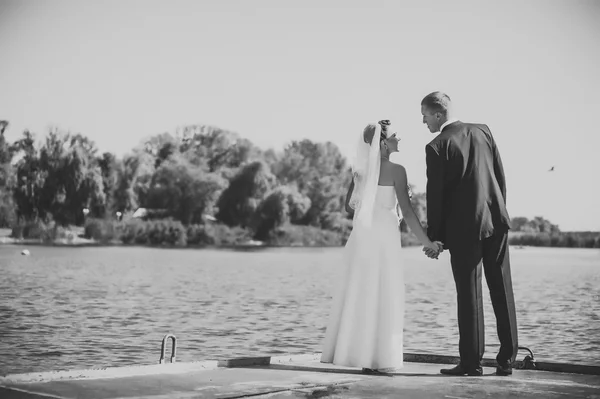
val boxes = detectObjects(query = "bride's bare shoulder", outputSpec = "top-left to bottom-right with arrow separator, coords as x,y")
391,163 -> 408,182
391,162 -> 407,174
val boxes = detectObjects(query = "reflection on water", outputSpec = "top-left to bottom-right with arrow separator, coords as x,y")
1,245 -> 599,375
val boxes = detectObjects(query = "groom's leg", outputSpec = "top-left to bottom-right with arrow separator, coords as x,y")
482,229 -> 518,365
450,244 -> 485,369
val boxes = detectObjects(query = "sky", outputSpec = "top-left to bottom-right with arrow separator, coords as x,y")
1,0 -> 599,231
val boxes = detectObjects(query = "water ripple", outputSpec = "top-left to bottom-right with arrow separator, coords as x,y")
0,245 -> 599,375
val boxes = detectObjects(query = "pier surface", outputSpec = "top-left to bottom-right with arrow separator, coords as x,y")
1,353 -> 599,398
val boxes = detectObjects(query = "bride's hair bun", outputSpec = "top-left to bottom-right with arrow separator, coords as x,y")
378,120 -> 391,131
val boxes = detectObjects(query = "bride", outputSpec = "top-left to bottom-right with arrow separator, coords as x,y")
320,120 -> 442,373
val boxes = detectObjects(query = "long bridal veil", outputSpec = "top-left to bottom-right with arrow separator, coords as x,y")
348,124 -> 382,229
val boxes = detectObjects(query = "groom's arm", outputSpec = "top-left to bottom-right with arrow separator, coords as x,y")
426,144 -> 444,242
487,126 -> 507,203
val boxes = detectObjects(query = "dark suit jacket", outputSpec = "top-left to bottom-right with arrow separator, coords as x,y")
425,121 -> 510,249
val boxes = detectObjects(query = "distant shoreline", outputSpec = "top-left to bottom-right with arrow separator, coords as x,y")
2,227 -> 599,250
0,236 -> 336,250
2,236 -> 599,251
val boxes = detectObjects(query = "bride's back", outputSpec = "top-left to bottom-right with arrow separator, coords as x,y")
377,159 -> 398,187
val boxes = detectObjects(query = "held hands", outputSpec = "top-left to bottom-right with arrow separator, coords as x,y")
423,241 -> 444,260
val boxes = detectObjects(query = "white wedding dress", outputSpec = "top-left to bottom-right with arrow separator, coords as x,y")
320,185 -> 405,370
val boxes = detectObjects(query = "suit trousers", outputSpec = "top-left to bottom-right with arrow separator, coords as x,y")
449,229 -> 518,368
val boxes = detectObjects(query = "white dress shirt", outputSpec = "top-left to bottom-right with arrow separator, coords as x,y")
440,118 -> 459,133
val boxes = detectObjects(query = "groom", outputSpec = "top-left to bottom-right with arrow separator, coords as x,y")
420,92 -> 518,376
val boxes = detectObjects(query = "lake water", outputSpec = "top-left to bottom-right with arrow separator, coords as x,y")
1,245 -> 599,375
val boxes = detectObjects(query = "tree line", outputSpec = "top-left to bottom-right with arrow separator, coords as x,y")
0,121 -> 357,245
0,120 -> 597,248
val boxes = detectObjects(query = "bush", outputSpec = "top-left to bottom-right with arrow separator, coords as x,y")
186,224 -> 216,246
148,219 -> 187,246
211,224 -> 252,246
265,224 -> 342,247
53,225 -> 73,242
320,212 -> 353,245
121,219 -> 187,246
0,199 -> 16,228
84,218 -> 122,243
550,234 -> 564,247
187,223 -> 253,246
508,231 -> 600,248
121,219 -> 149,245
10,220 -> 75,243
11,220 -> 51,241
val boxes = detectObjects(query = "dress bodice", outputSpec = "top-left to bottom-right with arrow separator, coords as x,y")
375,185 -> 397,210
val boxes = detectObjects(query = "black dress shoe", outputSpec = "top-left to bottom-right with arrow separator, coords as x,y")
496,363 -> 513,376
440,364 -> 483,376
362,368 -> 390,375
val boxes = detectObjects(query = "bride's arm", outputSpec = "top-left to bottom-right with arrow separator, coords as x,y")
344,179 -> 355,215
393,164 -> 438,250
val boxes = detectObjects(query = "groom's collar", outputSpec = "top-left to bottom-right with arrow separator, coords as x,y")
440,118 -> 459,133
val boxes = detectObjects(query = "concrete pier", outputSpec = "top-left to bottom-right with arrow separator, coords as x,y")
1,353 -> 599,398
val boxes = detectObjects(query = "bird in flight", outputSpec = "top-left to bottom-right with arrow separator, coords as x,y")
548,166 -> 555,172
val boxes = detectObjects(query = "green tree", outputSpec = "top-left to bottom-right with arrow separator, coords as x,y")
302,175 -> 347,227
146,156 -> 227,225
216,160 -> 276,228
36,130 -> 105,225
252,185 -> 311,240
532,216 -> 560,234
273,140 -> 349,227
113,151 -> 155,212
510,216 -> 529,231
95,152 -> 119,218
512,216 -> 561,234
0,120 -> 17,227
12,130 -> 45,222
177,125 -> 262,173
0,120 -> 11,164
139,132 -> 178,169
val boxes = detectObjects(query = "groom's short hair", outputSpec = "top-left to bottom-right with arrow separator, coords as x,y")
421,92 -> 451,115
